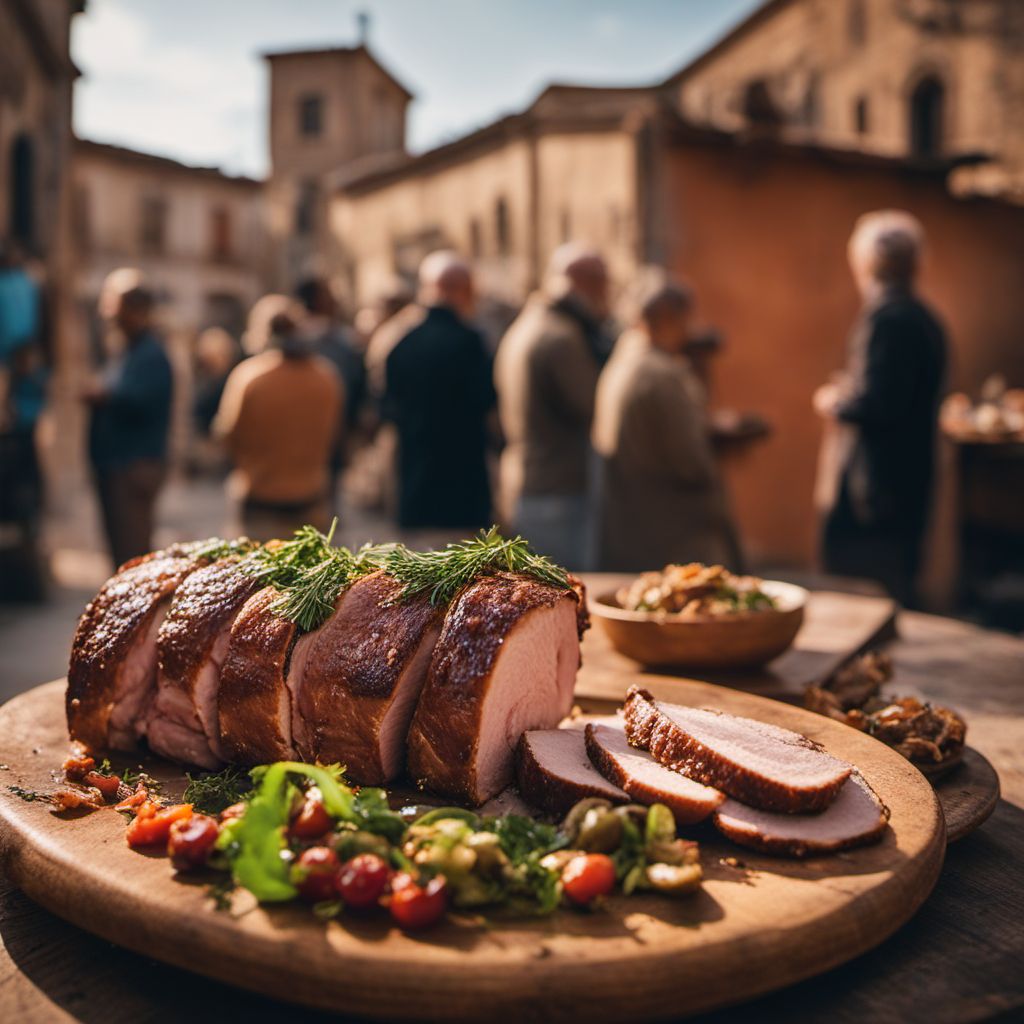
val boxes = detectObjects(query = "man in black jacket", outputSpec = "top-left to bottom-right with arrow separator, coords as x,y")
814,210 -> 946,606
385,251 -> 495,533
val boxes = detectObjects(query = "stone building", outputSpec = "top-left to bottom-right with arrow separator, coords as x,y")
666,0 -> 1024,200
72,139 -> 265,341
262,43 -> 413,289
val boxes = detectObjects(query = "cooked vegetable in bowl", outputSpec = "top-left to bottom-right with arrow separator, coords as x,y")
617,564 -> 777,618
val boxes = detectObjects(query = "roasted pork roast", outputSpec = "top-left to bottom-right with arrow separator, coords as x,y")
516,728 -> 627,815
406,573 -> 586,805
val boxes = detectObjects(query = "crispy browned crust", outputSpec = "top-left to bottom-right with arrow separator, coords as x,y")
712,775 -> 890,858
584,723 -> 724,824
217,586 -> 298,764
157,559 -> 260,699
515,732 -> 626,816
295,571 -> 443,783
406,572 -> 577,804
66,552 -> 198,752
567,573 -> 591,639
624,686 -> 849,814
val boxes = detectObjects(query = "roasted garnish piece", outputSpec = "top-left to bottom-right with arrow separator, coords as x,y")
805,652 -> 966,778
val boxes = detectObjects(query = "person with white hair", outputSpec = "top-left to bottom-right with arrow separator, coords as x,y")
813,210 -> 947,606
591,272 -> 734,571
494,243 -> 612,567
383,250 -> 495,533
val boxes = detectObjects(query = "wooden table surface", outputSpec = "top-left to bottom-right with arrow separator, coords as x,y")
1,584 -> 1023,1024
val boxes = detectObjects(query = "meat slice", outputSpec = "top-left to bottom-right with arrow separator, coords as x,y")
624,686 -> 851,813
148,559 -> 260,768
217,587 -> 298,764
516,729 -> 627,816
407,573 -> 585,805
288,571 -> 443,784
713,773 -> 889,857
584,722 -> 724,824
67,549 -> 200,753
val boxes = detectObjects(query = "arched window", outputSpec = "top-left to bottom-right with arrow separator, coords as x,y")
494,196 -> 510,257
909,75 -> 945,158
9,134 -> 35,249
848,0 -> 867,48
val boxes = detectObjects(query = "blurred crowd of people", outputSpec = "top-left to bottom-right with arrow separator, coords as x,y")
0,207 -> 948,608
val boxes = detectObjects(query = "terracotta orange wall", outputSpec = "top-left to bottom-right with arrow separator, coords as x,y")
663,143 -> 1024,567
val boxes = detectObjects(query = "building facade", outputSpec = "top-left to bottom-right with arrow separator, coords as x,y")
666,0 -> 1024,200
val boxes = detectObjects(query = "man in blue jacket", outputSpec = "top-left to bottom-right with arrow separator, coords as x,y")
83,283 -> 172,568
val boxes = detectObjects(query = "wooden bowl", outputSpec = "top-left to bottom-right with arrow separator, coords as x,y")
590,580 -> 807,669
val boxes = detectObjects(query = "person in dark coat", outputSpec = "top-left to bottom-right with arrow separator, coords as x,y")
385,251 -> 495,532
814,210 -> 947,607
83,282 -> 173,568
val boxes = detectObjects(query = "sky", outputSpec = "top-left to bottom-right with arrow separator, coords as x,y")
71,0 -> 762,179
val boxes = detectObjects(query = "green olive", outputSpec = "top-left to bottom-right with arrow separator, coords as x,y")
646,861 -> 703,894
576,807 -> 624,852
562,798 -> 613,843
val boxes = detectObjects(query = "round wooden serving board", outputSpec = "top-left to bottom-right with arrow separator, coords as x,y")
933,747 -> 1000,842
0,680 -> 945,1023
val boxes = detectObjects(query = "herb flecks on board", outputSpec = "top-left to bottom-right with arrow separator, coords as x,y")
385,526 -> 570,606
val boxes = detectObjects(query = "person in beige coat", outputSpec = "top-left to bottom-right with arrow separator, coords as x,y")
494,244 -> 611,568
591,276 -> 735,572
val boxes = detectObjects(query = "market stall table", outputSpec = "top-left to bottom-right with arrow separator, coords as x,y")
0,584 -> 1021,1023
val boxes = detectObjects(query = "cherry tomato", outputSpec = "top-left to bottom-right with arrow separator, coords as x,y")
337,854 -> 390,909
167,814 -> 220,871
126,803 -> 194,848
389,873 -> 448,930
292,846 -> 340,902
289,794 -> 332,839
219,802 -> 247,822
62,754 -> 96,781
83,770 -> 121,799
561,853 -> 616,906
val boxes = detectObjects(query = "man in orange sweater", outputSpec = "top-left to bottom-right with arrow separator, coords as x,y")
214,296 -> 343,541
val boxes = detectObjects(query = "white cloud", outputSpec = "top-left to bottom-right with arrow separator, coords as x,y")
72,0 -> 264,175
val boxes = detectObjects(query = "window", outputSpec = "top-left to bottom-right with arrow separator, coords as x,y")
848,0 -> 867,48
295,180 -> 318,236
494,196 -> 510,257
209,205 -> 232,261
909,75 -> 945,158
139,195 -> 167,254
854,96 -> 870,135
559,207 -> 572,243
298,94 -> 324,137
469,217 -> 482,259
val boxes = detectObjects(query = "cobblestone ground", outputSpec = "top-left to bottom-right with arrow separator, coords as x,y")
0,473 -> 394,701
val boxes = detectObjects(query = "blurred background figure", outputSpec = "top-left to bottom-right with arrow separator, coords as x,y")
82,278 -> 172,569
0,240 -> 47,598
814,210 -> 947,607
592,274 -> 734,571
296,273 -> 366,433
384,251 -> 495,538
192,327 -> 239,439
215,295 -> 342,541
495,243 -> 611,568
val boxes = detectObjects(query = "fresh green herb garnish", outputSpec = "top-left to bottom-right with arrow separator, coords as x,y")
385,526 -> 569,606
206,875 -> 237,912
183,765 -> 251,815
191,536 -> 259,563
7,785 -> 46,802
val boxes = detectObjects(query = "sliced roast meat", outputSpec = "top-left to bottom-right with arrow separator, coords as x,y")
288,571 -> 443,784
713,772 -> 889,857
584,722 -> 724,824
624,686 -> 851,813
67,549 -> 200,752
148,559 -> 260,768
407,572 -> 585,805
516,728 -> 627,816
217,586 -> 298,764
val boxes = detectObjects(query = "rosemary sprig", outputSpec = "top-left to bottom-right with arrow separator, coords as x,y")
183,765 -> 251,815
384,526 -> 569,606
190,536 -> 259,563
